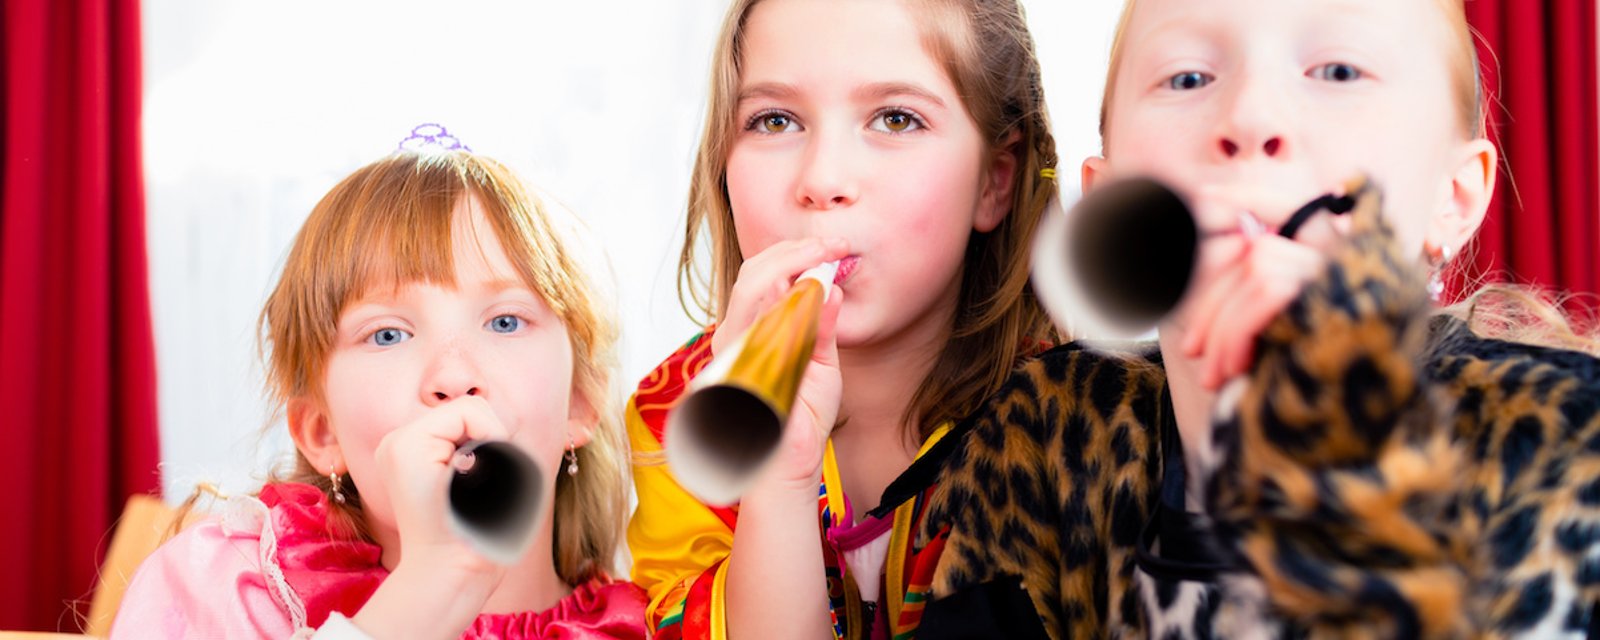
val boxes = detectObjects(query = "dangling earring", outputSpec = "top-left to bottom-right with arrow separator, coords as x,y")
565,434 -> 579,477
1425,242 -> 1453,302
329,468 -> 346,504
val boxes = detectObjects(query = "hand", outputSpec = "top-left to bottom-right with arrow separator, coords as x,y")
714,237 -> 850,490
352,396 -> 513,638
1177,185 -> 1349,390
374,395 -> 515,573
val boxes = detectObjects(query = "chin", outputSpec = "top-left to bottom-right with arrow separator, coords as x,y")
830,313 -> 875,351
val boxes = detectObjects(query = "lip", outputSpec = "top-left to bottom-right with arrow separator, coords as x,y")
834,255 -> 861,285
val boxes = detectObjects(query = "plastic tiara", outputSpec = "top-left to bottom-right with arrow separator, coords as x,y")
397,123 -> 472,153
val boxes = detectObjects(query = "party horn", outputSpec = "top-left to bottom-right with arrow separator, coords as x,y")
1031,178 -> 1198,339
665,261 -> 837,506
1031,177 -> 1363,339
446,440 -> 546,565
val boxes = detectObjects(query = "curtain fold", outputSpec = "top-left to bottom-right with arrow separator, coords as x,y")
1,0 -> 162,631
1461,0 -> 1600,315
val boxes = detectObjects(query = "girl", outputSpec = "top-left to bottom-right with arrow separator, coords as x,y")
626,0 -> 1061,638
965,0 -> 1600,636
111,150 -> 648,639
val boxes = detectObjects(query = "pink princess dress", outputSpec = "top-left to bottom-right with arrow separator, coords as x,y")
110,482 -> 647,639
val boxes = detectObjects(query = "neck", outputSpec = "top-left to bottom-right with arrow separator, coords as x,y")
834,300 -> 951,453
1157,328 -> 1216,511
375,511 -> 573,616
483,524 -> 573,615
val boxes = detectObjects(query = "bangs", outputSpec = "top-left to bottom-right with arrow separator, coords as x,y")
334,162 -> 464,308
323,152 -> 570,316
265,151 -> 585,403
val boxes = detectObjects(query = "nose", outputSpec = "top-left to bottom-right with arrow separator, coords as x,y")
1215,75 -> 1290,162
794,129 -> 858,210
1219,136 -> 1283,159
421,341 -> 484,406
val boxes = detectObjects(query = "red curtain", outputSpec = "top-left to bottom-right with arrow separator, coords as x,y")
1462,0 -> 1600,317
1,0 -> 161,632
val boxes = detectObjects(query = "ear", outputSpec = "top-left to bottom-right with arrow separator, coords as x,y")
566,383 -> 598,449
287,396 -> 343,474
974,129 -> 1023,233
1426,138 -> 1497,253
1082,155 -> 1110,194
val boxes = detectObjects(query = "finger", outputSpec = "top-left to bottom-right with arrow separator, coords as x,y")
736,238 -> 851,298
446,395 -> 513,443
1200,240 -> 1324,388
718,238 -> 851,352
1210,272 -> 1301,389
1181,241 -> 1251,356
387,397 -> 511,466
1203,278 -> 1272,389
812,284 -> 844,369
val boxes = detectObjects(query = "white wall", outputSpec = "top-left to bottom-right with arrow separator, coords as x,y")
143,0 -> 1122,500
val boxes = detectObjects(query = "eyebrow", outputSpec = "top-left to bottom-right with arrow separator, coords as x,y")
856,82 -> 946,109
482,277 -> 530,292
738,82 -> 800,104
736,81 -> 948,110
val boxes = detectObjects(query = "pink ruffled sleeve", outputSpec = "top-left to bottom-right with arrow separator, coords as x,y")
110,518 -> 298,639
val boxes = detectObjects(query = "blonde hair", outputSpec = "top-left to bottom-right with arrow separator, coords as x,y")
678,0 -> 1061,440
1099,0 -> 1598,354
244,151 -> 626,584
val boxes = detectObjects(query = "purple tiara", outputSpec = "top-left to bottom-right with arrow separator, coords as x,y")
397,123 -> 472,153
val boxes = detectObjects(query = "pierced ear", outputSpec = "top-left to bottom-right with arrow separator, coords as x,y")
975,130 -> 1023,233
287,397 -> 342,474
566,383 -> 598,449
1082,156 -> 1110,194
1427,138 -> 1498,253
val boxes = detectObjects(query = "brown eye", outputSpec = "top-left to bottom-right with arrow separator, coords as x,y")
871,109 -> 923,134
761,113 -> 792,133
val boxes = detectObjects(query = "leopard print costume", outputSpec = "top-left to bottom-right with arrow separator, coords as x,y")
919,188 -> 1600,638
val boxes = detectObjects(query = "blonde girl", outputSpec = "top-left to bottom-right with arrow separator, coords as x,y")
1022,0 -> 1600,636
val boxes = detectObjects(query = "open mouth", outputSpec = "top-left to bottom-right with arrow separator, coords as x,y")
834,255 -> 860,285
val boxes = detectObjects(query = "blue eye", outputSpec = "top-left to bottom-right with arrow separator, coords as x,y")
369,327 -> 410,347
487,315 -> 523,334
1168,71 -> 1214,91
1310,62 -> 1362,82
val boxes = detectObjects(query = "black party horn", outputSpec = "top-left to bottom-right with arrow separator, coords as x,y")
446,440 -> 545,565
1031,176 -> 1362,338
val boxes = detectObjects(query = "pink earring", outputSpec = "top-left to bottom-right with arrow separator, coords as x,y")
566,435 -> 579,477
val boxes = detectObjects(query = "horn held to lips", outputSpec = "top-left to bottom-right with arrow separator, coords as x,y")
665,261 -> 837,506
1030,176 -> 1364,340
1031,177 -> 1199,339
447,440 -> 546,565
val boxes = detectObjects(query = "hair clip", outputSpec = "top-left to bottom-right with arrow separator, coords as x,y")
397,123 -> 472,153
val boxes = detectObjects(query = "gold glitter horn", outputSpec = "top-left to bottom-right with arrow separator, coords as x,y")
666,261 -> 838,506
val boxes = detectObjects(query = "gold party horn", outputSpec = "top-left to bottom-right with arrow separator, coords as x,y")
666,261 -> 837,506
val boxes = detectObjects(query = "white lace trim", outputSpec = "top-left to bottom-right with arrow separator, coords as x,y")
216,493 -> 312,632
